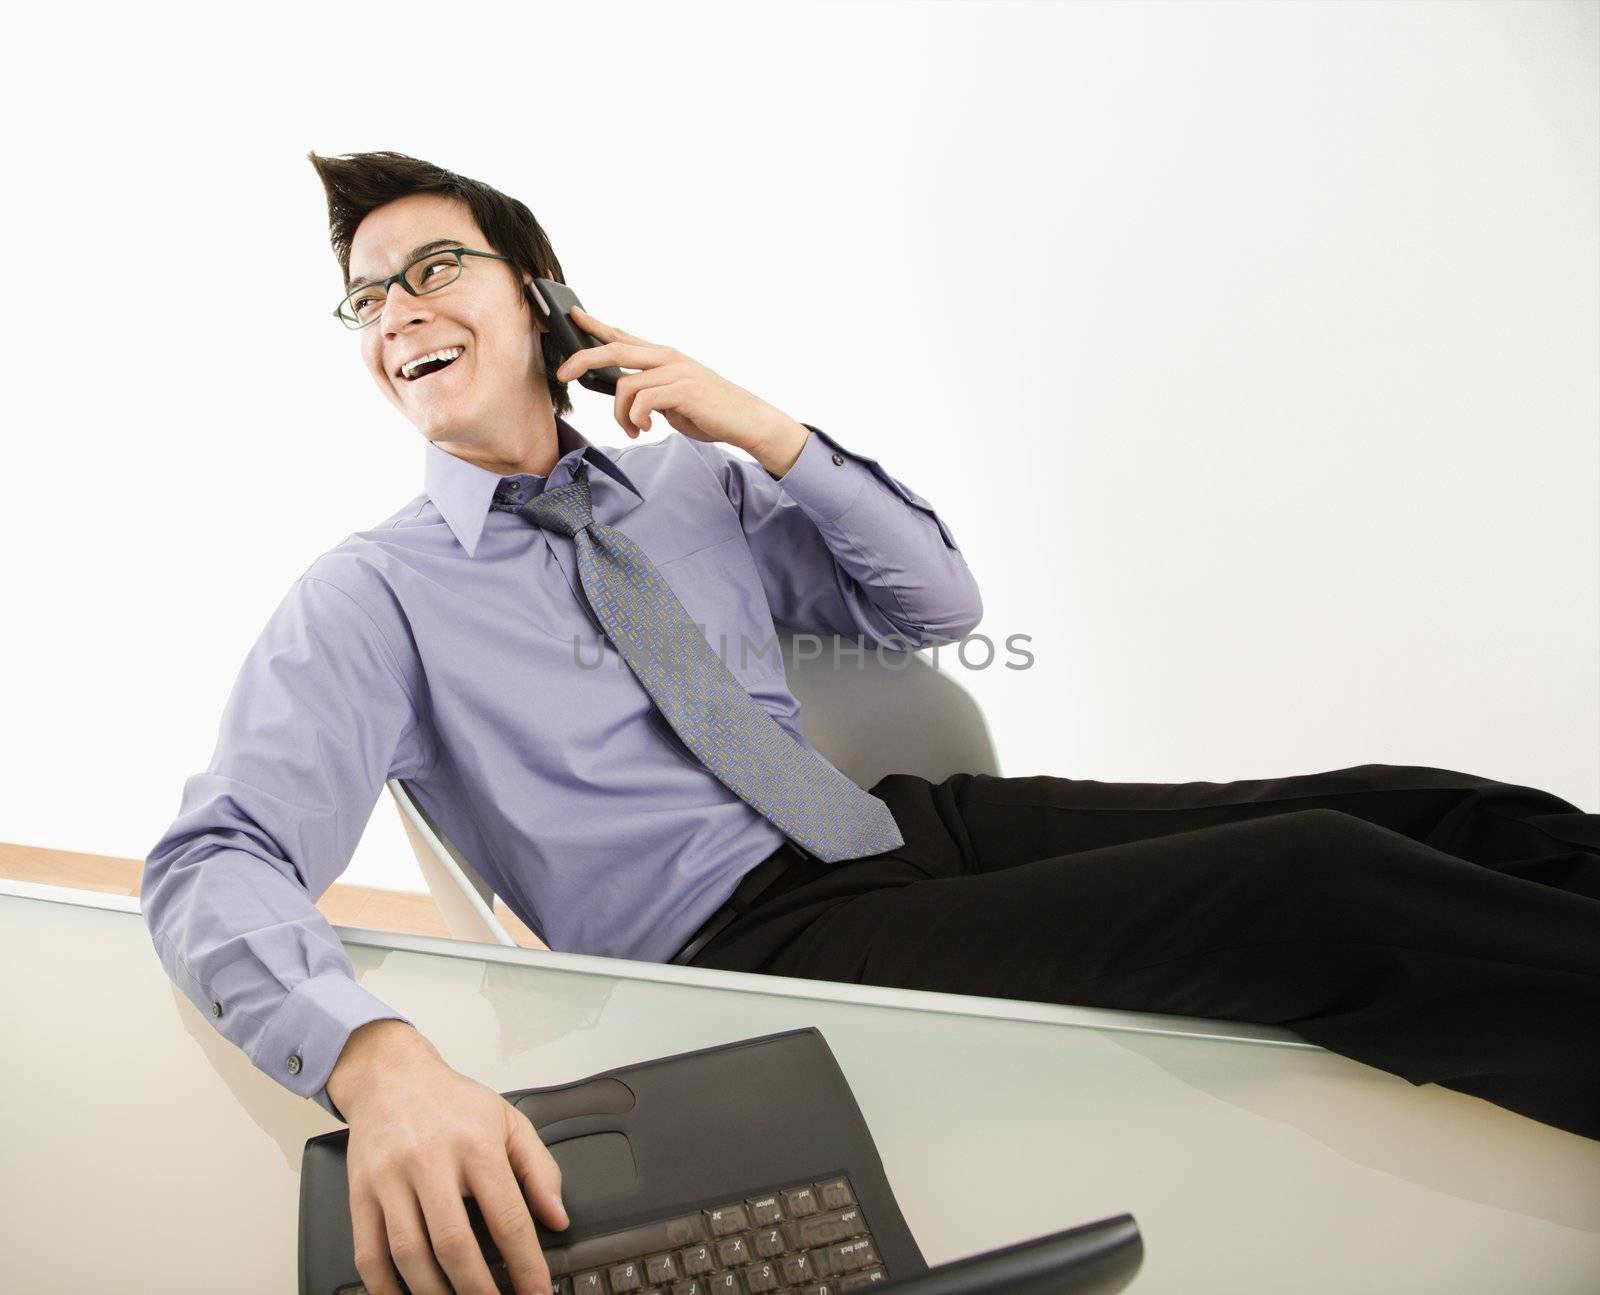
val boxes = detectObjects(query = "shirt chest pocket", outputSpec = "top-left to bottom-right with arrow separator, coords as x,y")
654,535 -> 785,689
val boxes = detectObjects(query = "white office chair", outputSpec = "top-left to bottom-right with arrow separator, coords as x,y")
390,627 -> 1000,949
388,775 -> 527,948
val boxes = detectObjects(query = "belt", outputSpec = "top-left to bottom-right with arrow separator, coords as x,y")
669,840 -> 811,966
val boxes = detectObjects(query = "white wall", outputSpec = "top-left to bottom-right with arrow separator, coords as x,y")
3,0 -> 1595,892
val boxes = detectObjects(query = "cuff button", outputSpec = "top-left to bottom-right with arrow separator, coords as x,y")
287,1054 -> 302,1075
831,452 -> 844,466
210,1001 -> 223,1017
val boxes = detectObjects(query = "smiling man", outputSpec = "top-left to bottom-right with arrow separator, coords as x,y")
141,150 -> 1600,1295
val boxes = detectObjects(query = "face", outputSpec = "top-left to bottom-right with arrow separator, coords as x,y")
346,192 -> 553,455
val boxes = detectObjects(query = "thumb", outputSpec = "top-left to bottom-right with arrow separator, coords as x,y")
505,1105 -> 569,1230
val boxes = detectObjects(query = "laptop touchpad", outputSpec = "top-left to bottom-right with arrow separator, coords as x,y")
547,1132 -> 638,1200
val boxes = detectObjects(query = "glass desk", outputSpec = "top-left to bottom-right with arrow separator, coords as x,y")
4,880 -> 1597,1293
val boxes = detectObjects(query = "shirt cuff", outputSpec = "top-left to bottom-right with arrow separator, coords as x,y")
774,422 -> 965,553
771,423 -> 869,523
249,971 -> 414,1121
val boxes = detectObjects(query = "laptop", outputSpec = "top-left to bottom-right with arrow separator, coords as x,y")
300,1027 -> 1144,1294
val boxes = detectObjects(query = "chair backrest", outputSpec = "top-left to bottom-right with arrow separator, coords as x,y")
387,778 -> 521,947
392,627 -> 999,947
775,627 -> 999,788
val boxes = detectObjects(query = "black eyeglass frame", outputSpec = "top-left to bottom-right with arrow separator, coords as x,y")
334,246 -> 516,328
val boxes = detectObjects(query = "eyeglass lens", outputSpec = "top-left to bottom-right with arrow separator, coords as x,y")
343,252 -> 462,326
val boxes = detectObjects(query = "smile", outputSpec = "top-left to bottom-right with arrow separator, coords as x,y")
399,346 -> 465,381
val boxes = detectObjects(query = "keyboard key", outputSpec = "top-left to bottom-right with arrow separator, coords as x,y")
715,1234 -> 751,1267
788,1207 -> 866,1251
706,1273 -> 741,1293
816,1179 -> 854,1212
746,1194 -> 784,1225
742,1260 -> 781,1292
680,1243 -> 715,1275
611,1259 -> 645,1291
826,1238 -> 879,1275
752,1226 -> 786,1259
780,1253 -> 814,1285
796,1284 -> 836,1295
667,1215 -> 710,1246
706,1204 -> 752,1237
646,1252 -> 679,1283
782,1186 -> 820,1218
671,1282 -> 708,1295
839,1269 -> 888,1290
571,1273 -> 603,1295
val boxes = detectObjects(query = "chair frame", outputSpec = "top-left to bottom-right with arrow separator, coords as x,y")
387,778 -> 531,948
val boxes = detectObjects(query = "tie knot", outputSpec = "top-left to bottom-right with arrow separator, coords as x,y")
517,470 -> 593,538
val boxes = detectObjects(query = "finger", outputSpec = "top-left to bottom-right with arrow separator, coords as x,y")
468,1154 -> 553,1295
628,384 -> 680,436
610,369 -> 642,434
380,1184 -> 453,1295
505,1105 -> 569,1234
350,1183 -> 406,1295
612,369 -> 682,437
569,306 -> 644,345
555,341 -> 670,384
414,1169 -> 499,1295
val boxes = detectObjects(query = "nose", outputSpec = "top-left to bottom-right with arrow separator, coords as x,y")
378,279 -> 432,339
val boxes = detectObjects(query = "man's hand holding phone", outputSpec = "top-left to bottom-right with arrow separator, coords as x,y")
328,1020 -> 569,1295
555,306 -> 811,477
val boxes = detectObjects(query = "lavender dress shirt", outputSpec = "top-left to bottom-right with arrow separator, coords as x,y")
141,416 -> 982,1116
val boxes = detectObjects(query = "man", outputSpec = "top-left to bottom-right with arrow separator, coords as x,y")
141,150 -> 1600,1295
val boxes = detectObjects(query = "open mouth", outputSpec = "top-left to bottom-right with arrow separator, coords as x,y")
399,346 -> 465,383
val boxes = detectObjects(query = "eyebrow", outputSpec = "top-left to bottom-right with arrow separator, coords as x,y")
347,239 -> 464,291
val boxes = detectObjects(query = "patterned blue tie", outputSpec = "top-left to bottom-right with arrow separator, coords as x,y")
516,464 -> 904,862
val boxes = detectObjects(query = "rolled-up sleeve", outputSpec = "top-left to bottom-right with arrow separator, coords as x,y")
691,424 -> 983,648
140,567 -> 435,1120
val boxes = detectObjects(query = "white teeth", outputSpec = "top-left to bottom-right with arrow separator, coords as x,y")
400,346 -> 463,379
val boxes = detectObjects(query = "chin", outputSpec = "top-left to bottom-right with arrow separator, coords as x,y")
413,404 -> 468,441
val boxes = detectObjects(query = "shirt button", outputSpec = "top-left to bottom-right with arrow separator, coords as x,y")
287,1054 -> 302,1075
210,1001 -> 223,1017
831,452 -> 844,466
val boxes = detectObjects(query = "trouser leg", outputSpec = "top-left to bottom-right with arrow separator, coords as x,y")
925,761 -> 1597,886
695,763 -> 1600,1139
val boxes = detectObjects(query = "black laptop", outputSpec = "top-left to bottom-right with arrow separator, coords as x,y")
300,1027 -> 1144,1294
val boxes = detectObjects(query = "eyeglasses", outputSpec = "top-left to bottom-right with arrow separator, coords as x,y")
334,246 -> 515,329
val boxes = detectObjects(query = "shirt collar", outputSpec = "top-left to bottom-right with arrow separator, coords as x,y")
423,415 -> 642,557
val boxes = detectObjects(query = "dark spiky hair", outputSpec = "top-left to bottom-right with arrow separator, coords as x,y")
307,149 -> 571,415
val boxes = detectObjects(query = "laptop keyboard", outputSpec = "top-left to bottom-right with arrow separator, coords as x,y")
337,1173 -> 888,1294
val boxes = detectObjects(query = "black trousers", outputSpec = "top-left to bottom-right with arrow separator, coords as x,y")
685,763 -> 1600,1141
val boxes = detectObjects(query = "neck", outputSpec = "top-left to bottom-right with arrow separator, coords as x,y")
431,403 -> 561,478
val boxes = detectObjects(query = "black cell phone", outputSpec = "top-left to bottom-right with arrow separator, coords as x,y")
526,277 -> 625,397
